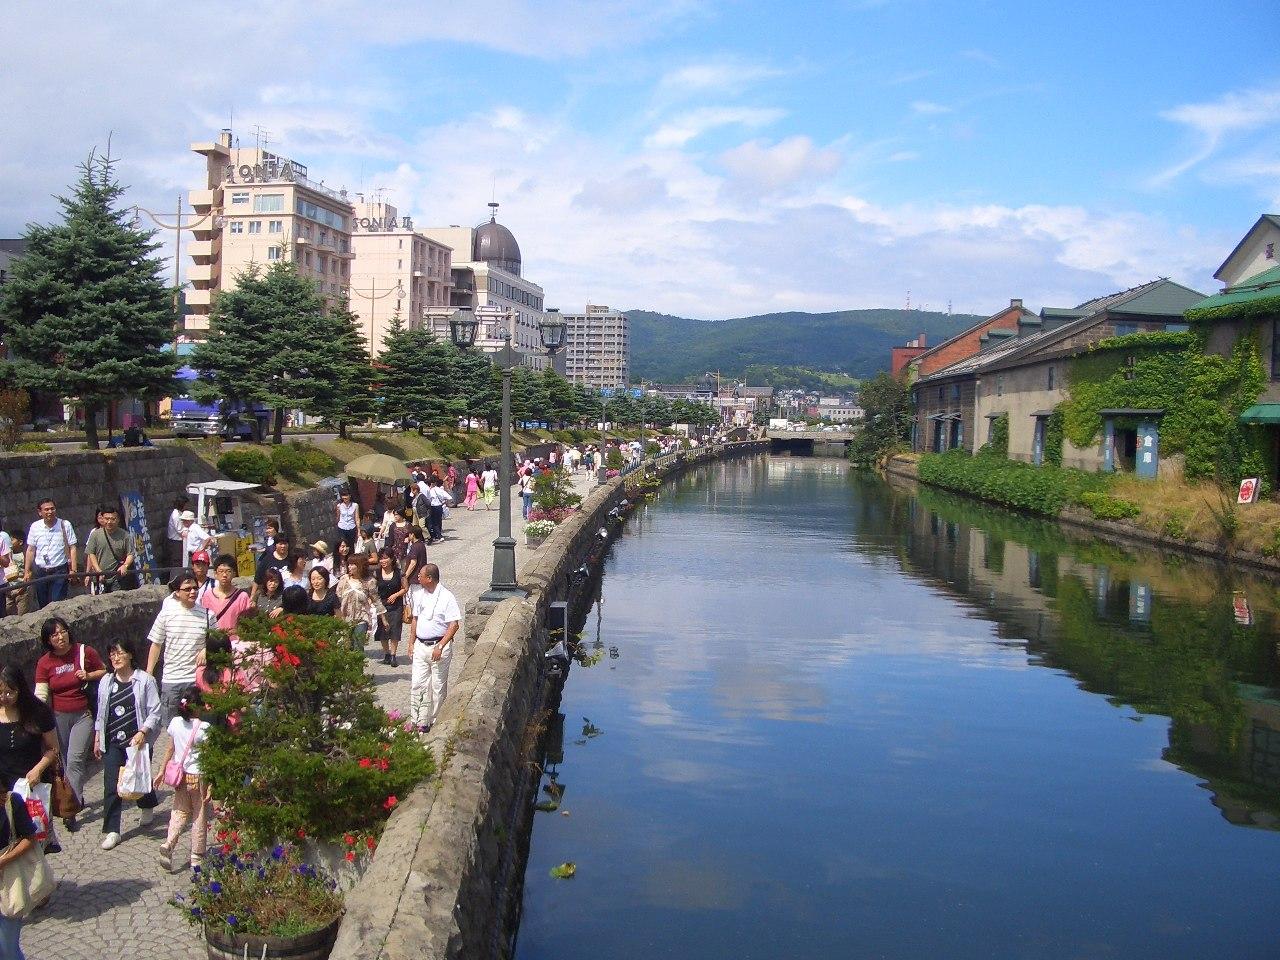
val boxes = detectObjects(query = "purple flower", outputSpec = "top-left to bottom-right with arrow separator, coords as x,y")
191,865 -> 202,875
271,845 -> 285,860
227,915 -> 238,927
190,907 -> 203,919
208,881 -> 223,895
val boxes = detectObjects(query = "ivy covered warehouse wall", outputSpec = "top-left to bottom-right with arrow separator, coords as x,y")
1058,330 -> 1269,486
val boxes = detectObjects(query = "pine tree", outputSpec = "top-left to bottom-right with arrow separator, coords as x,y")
376,318 -> 460,431
190,260 -> 333,444
313,300 -> 377,439
541,367 -> 579,429
0,150 -> 179,448
450,345 -> 499,431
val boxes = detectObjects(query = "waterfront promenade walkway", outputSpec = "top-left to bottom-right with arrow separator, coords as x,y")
25,471 -> 599,960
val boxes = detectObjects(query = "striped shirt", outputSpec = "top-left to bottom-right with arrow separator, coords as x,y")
146,602 -> 214,685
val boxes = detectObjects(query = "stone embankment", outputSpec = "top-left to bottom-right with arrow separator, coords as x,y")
884,453 -> 1280,579
331,440 -> 767,960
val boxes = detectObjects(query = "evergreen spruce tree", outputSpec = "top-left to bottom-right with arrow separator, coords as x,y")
313,300 -> 377,439
541,367 -> 579,429
449,346 -> 500,430
376,318 -> 460,432
509,366 -> 548,427
0,150 -> 179,448
190,260 -> 333,444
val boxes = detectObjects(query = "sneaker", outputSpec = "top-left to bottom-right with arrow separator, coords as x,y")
158,846 -> 172,872
139,807 -> 154,827
101,832 -> 121,850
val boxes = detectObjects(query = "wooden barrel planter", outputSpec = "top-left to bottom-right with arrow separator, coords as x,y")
205,915 -> 341,960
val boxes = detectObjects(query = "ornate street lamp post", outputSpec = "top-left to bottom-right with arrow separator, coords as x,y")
449,306 -> 566,600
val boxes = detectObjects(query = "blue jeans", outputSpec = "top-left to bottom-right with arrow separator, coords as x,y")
0,912 -> 23,959
522,491 -> 533,519
32,565 -> 69,609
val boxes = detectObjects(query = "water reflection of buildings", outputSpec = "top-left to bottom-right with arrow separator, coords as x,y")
892,484 -> 1280,831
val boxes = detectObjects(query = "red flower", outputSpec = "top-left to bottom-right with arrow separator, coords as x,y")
229,831 -> 239,845
271,625 -> 286,638
383,796 -> 398,810
296,828 -> 307,839
316,640 -> 328,650
358,758 -> 373,769
344,851 -> 355,862
216,829 -> 227,841
221,844 -> 232,855
376,759 -> 390,772
365,836 -> 377,851
343,834 -> 355,847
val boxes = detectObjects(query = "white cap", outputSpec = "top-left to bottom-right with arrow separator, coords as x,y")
179,510 -> 197,522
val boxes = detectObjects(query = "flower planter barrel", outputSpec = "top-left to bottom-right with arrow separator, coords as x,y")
205,915 -> 341,960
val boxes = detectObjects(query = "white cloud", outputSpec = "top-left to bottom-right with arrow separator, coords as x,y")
658,58 -> 787,95
645,107 -> 786,148
719,136 -> 843,192
1150,84 -> 1280,187
910,100 -> 952,115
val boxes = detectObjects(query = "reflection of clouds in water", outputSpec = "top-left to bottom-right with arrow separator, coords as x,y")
712,660 -> 829,723
639,858 -> 751,912
642,757 -> 728,785
1136,757 -> 1181,774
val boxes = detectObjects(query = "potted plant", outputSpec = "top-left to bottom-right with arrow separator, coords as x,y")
176,842 -> 343,960
524,519 -> 556,547
189,613 -> 435,958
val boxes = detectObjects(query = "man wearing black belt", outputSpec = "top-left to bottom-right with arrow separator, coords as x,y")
24,499 -> 78,609
406,563 -> 460,733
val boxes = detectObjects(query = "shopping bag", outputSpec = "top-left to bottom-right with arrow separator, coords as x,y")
10,781 -> 49,844
117,745 -> 151,801
0,793 -> 54,919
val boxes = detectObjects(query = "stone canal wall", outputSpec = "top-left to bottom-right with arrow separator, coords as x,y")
331,440 -> 767,960
0,446 -> 224,557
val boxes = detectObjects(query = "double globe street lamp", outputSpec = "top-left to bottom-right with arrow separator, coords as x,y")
449,305 -> 566,600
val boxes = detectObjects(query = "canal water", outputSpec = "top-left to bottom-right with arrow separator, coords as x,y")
514,456 -> 1280,960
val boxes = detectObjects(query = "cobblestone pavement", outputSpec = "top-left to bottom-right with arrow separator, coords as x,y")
24,471 -> 599,960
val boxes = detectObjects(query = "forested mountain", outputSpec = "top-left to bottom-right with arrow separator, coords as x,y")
625,308 -> 983,385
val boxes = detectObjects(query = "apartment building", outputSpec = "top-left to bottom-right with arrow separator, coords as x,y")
348,201 -> 452,353
562,305 -> 629,389
185,130 -> 354,336
421,204 -> 551,371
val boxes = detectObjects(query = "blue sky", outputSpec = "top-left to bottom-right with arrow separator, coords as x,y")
3,0 -> 1278,320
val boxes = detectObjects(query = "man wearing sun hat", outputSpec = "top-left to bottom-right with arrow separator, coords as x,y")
179,510 -> 214,566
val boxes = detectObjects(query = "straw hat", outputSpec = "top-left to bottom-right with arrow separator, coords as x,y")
311,540 -> 330,555
179,510 -> 197,522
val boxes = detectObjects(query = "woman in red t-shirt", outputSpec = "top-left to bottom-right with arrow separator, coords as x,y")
34,616 -> 106,825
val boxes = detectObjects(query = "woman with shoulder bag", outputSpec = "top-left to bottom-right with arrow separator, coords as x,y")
33,617 -> 105,830
92,639 -> 161,851
0,786 -> 44,958
374,548 -> 407,667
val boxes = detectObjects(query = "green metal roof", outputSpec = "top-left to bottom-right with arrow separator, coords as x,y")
1187,265 -> 1280,323
1239,403 -> 1280,425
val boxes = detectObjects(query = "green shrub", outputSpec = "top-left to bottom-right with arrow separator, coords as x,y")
605,448 -> 624,470
218,449 -> 277,485
980,413 -> 1008,457
12,440 -> 52,452
1162,509 -> 1191,541
1079,491 -> 1141,521
270,441 -> 338,481
918,449 -> 1110,516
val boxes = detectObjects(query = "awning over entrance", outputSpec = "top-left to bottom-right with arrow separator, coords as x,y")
1239,403 -> 1280,424
928,412 -> 961,421
1030,410 -> 1054,418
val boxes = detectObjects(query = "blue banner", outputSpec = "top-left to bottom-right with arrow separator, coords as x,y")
120,491 -> 157,582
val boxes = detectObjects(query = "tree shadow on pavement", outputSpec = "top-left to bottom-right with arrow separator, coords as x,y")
35,877 -> 155,922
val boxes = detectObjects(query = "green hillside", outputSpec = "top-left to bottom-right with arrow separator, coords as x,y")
625,308 -> 982,384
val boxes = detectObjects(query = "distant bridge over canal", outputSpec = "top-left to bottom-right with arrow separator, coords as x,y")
767,428 -> 859,454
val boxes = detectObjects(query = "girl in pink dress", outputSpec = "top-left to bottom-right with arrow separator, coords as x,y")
463,469 -> 480,511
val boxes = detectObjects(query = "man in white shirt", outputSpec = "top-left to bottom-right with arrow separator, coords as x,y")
406,563 -> 461,733
146,570 -> 216,726
425,477 -> 453,544
166,496 -> 191,569
179,510 -> 214,566
25,498 -> 78,609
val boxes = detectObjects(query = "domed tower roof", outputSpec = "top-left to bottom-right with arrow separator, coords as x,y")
472,202 -> 522,276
